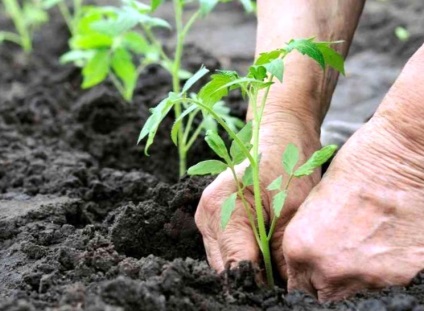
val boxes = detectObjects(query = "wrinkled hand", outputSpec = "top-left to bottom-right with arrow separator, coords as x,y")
195,114 -> 321,278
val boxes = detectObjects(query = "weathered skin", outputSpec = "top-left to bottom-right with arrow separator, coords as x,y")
284,44 -> 424,301
195,0 -> 424,301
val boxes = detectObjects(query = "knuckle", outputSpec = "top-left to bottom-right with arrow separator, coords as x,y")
283,221 -> 318,266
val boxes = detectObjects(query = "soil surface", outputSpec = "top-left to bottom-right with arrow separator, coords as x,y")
1,1 -> 424,310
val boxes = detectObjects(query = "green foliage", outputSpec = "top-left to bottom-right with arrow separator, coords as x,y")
294,144 -> 338,177
285,38 -> 345,74
282,143 -> 299,175
187,159 -> 228,175
61,1 -> 171,102
1,0 -> 49,52
221,193 -> 237,229
183,38 -> 344,286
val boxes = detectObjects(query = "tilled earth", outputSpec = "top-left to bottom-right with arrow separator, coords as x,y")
1,1 -> 424,310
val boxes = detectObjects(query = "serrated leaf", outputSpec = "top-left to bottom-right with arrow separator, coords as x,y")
254,50 -> 282,66
242,164 -> 253,187
282,143 -> 299,175
221,193 -> 237,229
198,71 -> 238,107
138,93 -> 179,153
111,48 -> 137,101
205,130 -> 230,161
264,58 -> 284,82
187,160 -> 228,175
182,66 -> 209,93
267,176 -> 283,191
286,38 -> 325,69
122,32 -> 149,54
316,43 -> 345,75
82,50 -> 110,88
272,191 -> 287,218
294,145 -> 338,177
230,121 -> 252,165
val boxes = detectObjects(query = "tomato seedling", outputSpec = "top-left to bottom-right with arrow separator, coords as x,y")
164,38 -> 344,286
0,0 -> 48,52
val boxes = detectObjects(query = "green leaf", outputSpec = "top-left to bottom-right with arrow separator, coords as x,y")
59,50 -> 95,65
221,193 -> 237,229
138,93 -> 179,153
122,32 -> 149,54
264,58 -> 284,82
294,145 -> 338,177
214,101 -> 244,132
316,43 -> 345,75
286,38 -> 325,69
151,0 -> 165,11
198,71 -> 238,107
199,0 -> 218,16
282,143 -> 299,175
182,66 -> 209,93
267,175 -> 283,191
187,160 -> 228,175
205,130 -> 230,161
71,33 -> 113,49
254,50 -> 282,66
111,48 -> 137,101
171,105 -> 198,145
248,65 -> 267,81
230,121 -> 252,165
272,191 -> 287,218
242,164 -> 253,187
82,50 -> 110,88
90,10 -> 139,36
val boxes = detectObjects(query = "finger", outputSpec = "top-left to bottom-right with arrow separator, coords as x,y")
217,200 -> 260,268
271,225 -> 288,280
202,235 -> 225,272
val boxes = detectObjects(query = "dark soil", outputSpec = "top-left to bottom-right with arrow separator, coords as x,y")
1,1 -> 424,310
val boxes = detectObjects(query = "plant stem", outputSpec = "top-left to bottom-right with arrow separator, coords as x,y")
58,2 -> 74,34
169,1 -> 201,177
250,86 -> 274,286
229,167 -> 261,246
3,0 -> 32,52
172,0 -> 186,177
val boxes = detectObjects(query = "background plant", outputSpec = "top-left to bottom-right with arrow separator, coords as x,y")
0,0 -> 49,52
141,37 -> 344,285
62,0 -> 253,176
41,0 -> 83,35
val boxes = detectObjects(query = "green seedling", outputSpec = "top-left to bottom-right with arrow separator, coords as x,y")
60,0 -> 172,101
0,0 -> 48,52
41,0 -> 83,35
63,0 -> 253,175
159,38 -> 344,286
